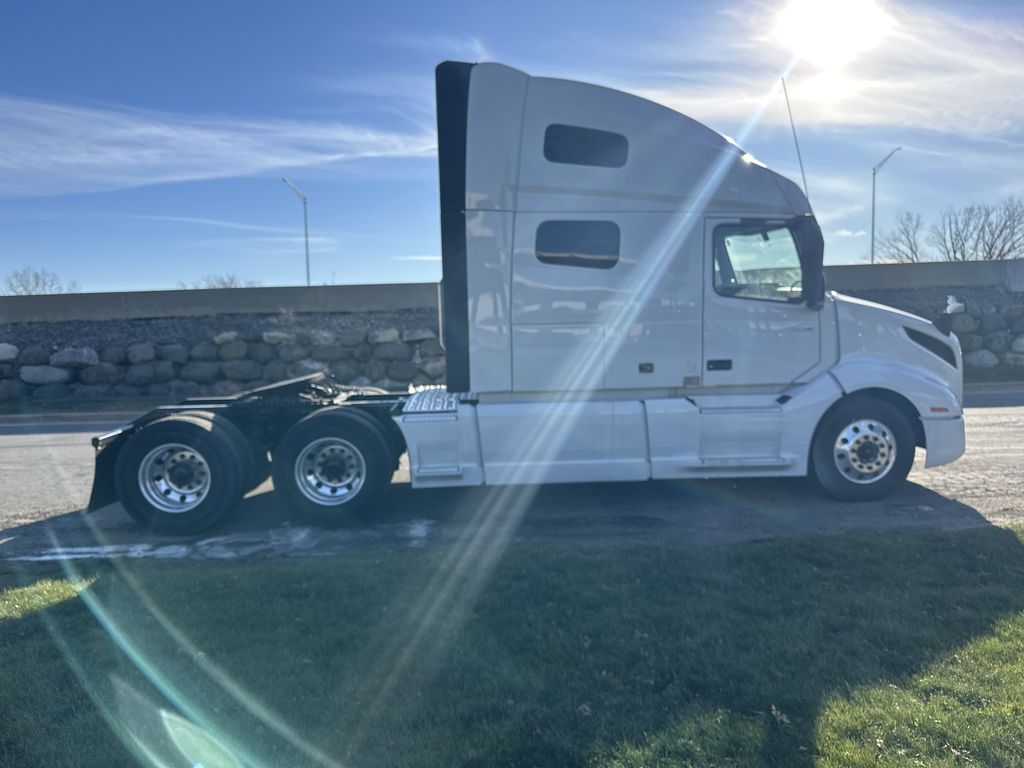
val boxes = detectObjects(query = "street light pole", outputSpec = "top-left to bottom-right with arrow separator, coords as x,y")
870,147 -> 901,264
282,177 -> 310,286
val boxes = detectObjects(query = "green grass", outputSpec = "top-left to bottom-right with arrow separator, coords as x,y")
0,577 -> 91,619
3,526 -> 1024,767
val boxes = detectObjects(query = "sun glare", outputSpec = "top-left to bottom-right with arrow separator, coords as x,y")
773,0 -> 895,71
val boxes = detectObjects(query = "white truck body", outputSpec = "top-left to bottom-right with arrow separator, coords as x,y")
398,62 -> 965,489
91,61 -> 967,535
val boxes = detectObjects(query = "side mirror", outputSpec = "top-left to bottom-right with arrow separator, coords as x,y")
934,295 -> 965,335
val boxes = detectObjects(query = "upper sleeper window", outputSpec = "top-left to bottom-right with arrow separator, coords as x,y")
543,124 -> 628,168
536,221 -> 620,270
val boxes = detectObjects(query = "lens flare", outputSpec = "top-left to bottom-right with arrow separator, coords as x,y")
773,0 -> 895,71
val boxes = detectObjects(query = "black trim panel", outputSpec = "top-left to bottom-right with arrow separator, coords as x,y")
435,61 -> 475,393
788,213 -> 826,309
905,327 -> 958,368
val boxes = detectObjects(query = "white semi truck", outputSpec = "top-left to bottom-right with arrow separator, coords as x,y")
89,62 -> 966,534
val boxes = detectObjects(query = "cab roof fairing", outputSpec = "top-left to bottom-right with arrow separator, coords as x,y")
459,62 -> 812,218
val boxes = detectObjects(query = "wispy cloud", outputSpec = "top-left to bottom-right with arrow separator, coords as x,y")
120,214 -> 299,234
387,31 -> 493,61
834,228 -> 866,238
393,254 -> 441,262
188,233 -> 342,257
0,96 -> 436,198
629,2 -> 1024,139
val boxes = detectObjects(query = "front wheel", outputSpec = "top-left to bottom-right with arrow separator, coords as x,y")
810,397 -> 916,501
271,409 -> 392,526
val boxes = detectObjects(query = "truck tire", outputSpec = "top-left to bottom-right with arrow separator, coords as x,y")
114,412 -> 249,534
810,396 -> 916,501
271,408 -> 392,526
181,410 -> 258,493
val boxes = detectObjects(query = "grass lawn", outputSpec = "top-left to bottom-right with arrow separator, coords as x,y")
3,525 -> 1024,767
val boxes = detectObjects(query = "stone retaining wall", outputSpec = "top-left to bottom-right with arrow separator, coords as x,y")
0,308 -> 444,403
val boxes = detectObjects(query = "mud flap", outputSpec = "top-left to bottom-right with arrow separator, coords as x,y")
87,433 -> 128,512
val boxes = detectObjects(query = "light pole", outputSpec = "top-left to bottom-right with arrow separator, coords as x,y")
282,177 -> 310,286
870,147 -> 901,264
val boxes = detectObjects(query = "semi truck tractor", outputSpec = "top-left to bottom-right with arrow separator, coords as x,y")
88,61 -> 966,534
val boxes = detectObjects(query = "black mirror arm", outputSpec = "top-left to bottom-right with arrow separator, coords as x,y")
787,214 -> 826,310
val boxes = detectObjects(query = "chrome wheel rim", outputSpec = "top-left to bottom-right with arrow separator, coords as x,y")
138,443 -> 211,513
833,419 -> 897,485
294,437 -> 365,505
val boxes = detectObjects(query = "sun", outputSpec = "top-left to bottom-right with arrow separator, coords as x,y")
773,0 -> 896,71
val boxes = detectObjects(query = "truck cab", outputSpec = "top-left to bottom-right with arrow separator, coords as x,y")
401,62 -> 963,493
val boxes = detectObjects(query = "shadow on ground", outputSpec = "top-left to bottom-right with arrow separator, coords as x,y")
0,473 -> 991,560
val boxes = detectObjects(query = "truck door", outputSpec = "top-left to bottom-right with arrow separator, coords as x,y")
702,218 -> 820,388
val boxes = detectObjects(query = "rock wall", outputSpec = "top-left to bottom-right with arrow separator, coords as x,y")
0,308 -> 445,404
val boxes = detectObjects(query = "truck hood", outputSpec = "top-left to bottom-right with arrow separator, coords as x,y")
831,292 -> 937,333
831,292 -> 963,405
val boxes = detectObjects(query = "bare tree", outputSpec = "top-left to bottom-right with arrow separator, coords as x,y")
929,205 -> 982,262
977,196 -> 1024,261
928,197 -> 1024,261
879,211 -> 929,263
178,273 -> 261,290
3,266 -> 81,295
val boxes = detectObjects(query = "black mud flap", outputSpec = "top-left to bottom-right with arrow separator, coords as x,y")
87,429 -> 130,512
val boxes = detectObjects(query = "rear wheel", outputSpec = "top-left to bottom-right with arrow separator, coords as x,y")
271,408 -> 392,526
811,396 -> 916,501
184,411 -> 257,494
114,413 -> 248,534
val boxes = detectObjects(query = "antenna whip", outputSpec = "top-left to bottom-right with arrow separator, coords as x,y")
781,76 -> 811,209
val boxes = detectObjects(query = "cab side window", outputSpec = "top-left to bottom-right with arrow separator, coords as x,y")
713,224 -> 803,303
536,220 -> 620,270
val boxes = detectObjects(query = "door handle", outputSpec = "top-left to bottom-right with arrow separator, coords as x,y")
707,359 -> 732,371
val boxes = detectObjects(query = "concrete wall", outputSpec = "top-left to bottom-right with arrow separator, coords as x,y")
0,282 -> 437,324
0,260 -> 1017,324
825,259 -> 1024,293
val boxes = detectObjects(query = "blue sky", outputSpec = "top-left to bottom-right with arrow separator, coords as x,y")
1,0 -> 1022,292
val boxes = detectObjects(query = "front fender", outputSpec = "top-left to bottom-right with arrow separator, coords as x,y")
830,354 -> 965,468
830,354 -> 962,418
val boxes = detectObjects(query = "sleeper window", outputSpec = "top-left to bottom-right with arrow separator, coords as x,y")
543,124 -> 628,168
536,221 -> 620,270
